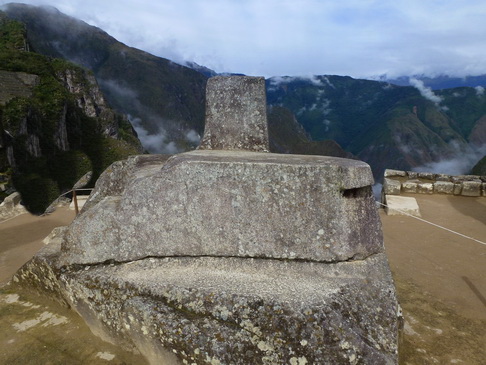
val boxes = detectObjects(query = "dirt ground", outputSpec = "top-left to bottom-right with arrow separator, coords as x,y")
381,194 -> 486,365
0,195 -> 485,364
0,208 -> 148,364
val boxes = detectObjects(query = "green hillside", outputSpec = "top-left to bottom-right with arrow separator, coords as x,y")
3,3 -> 207,153
0,12 -> 141,213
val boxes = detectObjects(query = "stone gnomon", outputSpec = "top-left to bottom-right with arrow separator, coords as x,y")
12,76 -> 400,364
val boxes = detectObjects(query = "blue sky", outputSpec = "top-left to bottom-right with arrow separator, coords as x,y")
2,0 -> 486,78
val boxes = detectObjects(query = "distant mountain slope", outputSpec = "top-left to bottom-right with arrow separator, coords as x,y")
4,3 -> 486,180
3,3 -> 207,153
385,74 -> 486,90
266,76 -> 486,178
0,11 -> 141,213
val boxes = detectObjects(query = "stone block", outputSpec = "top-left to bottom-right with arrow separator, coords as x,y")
435,174 -> 451,182
453,183 -> 462,195
61,150 -> 380,266
384,195 -> 421,217
483,183 -> 486,196
407,171 -> 419,179
402,180 -> 418,193
417,182 -> 434,194
461,181 -> 482,197
452,175 -> 481,183
199,76 -> 269,152
434,181 -> 454,194
384,169 -> 406,178
418,172 -> 435,180
383,178 -> 401,195
60,255 -> 400,364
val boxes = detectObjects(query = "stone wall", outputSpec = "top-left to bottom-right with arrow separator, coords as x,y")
383,169 -> 486,197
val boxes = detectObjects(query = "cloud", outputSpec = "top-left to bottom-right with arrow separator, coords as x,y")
409,78 -> 443,104
413,142 -> 486,175
129,116 -> 181,154
3,1 -> 486,79
475,86 -> 485,96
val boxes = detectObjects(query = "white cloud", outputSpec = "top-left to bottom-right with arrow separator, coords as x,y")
2,0 -> 486,78
409,78 -> 443,105
475,86 -> 485,96
129,116 -> 181,154
413,142 -> 486,175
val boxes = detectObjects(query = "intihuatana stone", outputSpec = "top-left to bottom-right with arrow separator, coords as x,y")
14,76 -> 400,365
434,181 -> 454,194
199,76 -> 269,152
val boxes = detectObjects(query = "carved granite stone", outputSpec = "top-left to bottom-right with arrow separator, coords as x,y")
14,76 -> 400,364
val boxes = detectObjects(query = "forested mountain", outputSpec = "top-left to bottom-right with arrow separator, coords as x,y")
2,3 -> 486,191
0,11 -> 141,213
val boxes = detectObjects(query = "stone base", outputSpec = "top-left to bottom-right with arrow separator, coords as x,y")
385,195 -> 421,217
58,255 -> 399,364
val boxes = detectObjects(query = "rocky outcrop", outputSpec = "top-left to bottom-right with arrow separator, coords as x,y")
0,70 -> 39,106
13,76 -> 400,364
56,68 -> 120,138
0,192 -> 27,221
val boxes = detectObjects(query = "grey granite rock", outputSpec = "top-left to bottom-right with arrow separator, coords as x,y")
454,183 -> 462,195
384,169 -> 406,178
61,150 -> 380,265
11,227 -> 68,306
402,180 -> 418,194
199,76 -> 269,152
383,178 -> 401,195
81,154 -> 171,213
417,182 -> 434,194
461,181 -> 482,197
434,181 -> 454,194
60,255 -> 400,365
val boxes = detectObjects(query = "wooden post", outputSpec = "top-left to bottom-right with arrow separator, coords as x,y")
73,189 -> 79,215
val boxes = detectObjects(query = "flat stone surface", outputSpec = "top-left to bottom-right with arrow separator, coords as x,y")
60,254 -> 399,364
199,76 -> 269,152
384,169 -> 406,178
385,195 -> 421,217
61,150 -> 380,265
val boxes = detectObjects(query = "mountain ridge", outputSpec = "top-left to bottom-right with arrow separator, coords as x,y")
2,3 -> 486,182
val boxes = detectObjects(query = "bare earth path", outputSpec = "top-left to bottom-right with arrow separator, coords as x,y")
0,208 -> 148,364
0,196 -> 485,364
381,194 -> 486,364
